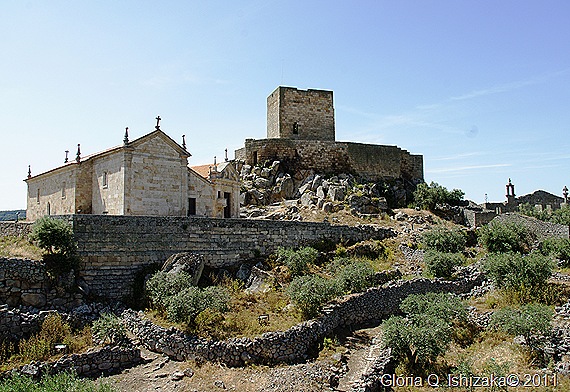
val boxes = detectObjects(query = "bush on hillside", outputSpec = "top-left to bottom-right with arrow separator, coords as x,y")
335,261 -> 375,293
166,286 -> 230,325
412,182 -> 464,210
420,227 -> 467,253
540,237 -> 570,263
424,250 -> 464,279
145,271 -> 194,312
490,303 -> 553,357
287,275 -> 340,319
92,313 -> 127,346
382,292 -> 467,374
276,247 -> 318,277
478,221 -> 533,254
482,252 -> 554,303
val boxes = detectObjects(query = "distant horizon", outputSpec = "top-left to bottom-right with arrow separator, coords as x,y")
2,1 -> 569,209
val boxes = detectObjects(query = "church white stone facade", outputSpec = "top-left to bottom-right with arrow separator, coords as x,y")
25,125 -> 240,221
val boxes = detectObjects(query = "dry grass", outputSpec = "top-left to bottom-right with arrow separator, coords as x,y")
0,235 -> 42,260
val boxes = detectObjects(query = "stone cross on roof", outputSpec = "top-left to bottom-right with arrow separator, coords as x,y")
155,116 -> 161,130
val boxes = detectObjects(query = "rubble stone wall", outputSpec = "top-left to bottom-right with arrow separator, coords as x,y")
0,222 -> 33,237
0,258 -> 83,310
123,274 -> 484,367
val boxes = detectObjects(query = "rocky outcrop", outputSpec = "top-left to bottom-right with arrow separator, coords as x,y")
238,160 -> 416,212
162,253 -> 205,286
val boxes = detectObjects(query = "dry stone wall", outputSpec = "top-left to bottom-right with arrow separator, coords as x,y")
123,273 -> 484,367
0,222 -> 32,237
0,258 -> 83,310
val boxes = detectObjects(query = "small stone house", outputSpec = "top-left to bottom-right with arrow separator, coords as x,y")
25,125 -> 240,221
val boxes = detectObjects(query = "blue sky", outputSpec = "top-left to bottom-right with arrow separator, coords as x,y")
2,1 -> 570,209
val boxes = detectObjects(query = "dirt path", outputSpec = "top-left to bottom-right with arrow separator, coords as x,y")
336,325 -> 383,392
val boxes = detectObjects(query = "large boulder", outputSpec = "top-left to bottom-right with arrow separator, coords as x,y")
162,253 -> 205,286
245,266 -> 274,294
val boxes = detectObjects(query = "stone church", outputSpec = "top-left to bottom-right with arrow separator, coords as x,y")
25,120 -> 241,221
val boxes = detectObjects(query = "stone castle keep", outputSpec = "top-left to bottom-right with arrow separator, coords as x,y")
235,86 -> 424,182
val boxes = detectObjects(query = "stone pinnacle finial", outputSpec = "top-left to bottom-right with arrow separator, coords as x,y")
27,165 -> 31,179
225,148 -> 228,162
64,150 -> 69,163
563,186 -> 569,203
155,116 -> 161,130
124,127 -> 129,145
76,144 -> 81,163
182,135 -> 186,150
214,156 -> 217,165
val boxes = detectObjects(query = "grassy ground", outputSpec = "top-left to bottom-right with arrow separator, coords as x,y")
0,235 -> 42,260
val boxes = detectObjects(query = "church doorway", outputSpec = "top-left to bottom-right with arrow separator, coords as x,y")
223,192 -> 231,218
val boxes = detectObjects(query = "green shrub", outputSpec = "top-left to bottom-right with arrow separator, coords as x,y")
482,252 -> 554,302
420,227 -> 467,253
145,271 -> 194,312
550,205 -> 570,225
0,371 -> 116,392
478,222 -> 533,254
29,217 -> 77,272
424,250 -> 463,279
29,217 -> 75,256
334,261 -> 375,293
287,275 -> 340,319
490,303 -> 553,354
412,181 -> 464,210
540,238 -> 570,263
400,292 -> 467,324
382,292 -> 467,374
92,313 -> 127,346
166,286 -> 230,324
276,247 -> 318,276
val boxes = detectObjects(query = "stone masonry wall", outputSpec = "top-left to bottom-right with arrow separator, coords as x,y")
123,273 -> 484,367
267,87 -> 335,141
70,215 -> 394,300
0,258 -> 84,310
0,222 -> 32,237
236,138 -> 423,182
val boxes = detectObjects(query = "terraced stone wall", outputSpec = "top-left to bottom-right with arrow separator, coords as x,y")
70,215 -> 394,301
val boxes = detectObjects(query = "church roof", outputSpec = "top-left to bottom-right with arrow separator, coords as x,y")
26,129 -> 190,181
190,164 -> 212,179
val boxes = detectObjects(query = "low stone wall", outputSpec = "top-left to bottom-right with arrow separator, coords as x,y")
0,222 -> 32,237
69,215 -> 395,300
6,345 -> 141,379
350,348 -> 395,392
0,307 -> 56,341
0,258 -> 83,310
123,273 -> 484,367
491,213 -> 569,240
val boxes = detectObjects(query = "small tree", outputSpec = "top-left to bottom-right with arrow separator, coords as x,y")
424,250 -> 464,279
145,271 -> 194,312
287,275 -> 340,319
412,182 -> 464,210
478,221 -> 533,254
382,292 -> 467,374
482,252 -> 554,303
420,227 -> 467,253
29,217 -> 77,271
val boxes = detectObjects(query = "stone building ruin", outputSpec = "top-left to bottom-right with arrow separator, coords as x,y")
235,86 -> 424,183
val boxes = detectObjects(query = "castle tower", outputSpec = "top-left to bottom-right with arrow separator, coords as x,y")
266,86 -> 335,141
